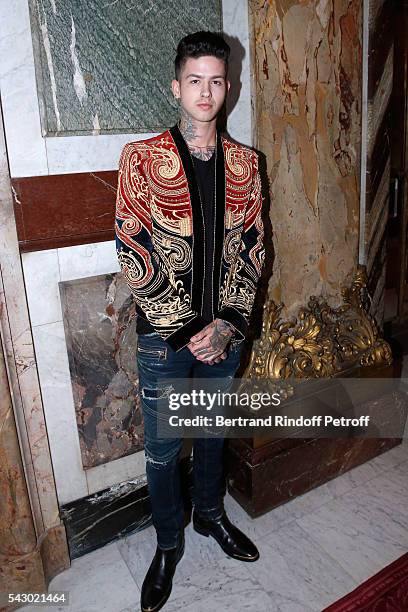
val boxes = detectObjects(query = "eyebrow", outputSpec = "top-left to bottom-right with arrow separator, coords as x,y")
185,73 -> 225,79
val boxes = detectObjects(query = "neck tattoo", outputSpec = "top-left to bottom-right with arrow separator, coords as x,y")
179,109 -> 216,161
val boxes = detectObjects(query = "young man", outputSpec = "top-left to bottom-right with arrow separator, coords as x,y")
115,31 -> 265,612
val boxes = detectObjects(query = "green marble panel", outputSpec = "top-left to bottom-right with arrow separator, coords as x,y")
29,0 -> 222,136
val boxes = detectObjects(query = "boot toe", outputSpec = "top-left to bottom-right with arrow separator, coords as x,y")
193,510 -> 260,562
234,540 -> 260,561
226,527 -> 260,561
141,585 -> 171,612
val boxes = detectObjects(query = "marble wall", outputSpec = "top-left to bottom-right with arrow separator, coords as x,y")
0,293 -> 41,599
0,0 -> 252,179
29,0 -> 221,135
0,307 -> 70,602
0,0 -> 253,508
0,91 -> 70,598
22,242 -> 146,505
249,0 -> 362,320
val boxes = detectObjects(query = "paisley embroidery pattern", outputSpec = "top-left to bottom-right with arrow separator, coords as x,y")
223,228 -> 243,265
152,227 -> 192,284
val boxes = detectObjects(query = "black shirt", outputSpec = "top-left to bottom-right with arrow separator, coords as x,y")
192,152 -> 215,326
136,151 -> 216,335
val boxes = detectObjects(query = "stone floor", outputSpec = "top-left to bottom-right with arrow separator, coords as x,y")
20,434 -> 408,612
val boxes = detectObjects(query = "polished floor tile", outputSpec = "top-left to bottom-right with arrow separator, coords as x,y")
20,541 -> 140,612
297,454 -> 408,584
20,440 -> 408,612
243,522 -> 357,610
164,561 -> 273,612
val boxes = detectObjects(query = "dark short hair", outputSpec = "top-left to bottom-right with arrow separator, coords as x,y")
174,31 -> 230,80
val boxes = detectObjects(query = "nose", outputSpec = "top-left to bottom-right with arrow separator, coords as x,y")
200,83 -> 211,98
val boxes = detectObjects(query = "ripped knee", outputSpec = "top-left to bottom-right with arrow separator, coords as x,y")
144,448 -> 181,469
141,384 -> 175,401
144,434 -> 183,467
145,454 -> 170,466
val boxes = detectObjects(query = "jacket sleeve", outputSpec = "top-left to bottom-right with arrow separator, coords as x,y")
217,151 -> 265,340
114,143 -> 208,352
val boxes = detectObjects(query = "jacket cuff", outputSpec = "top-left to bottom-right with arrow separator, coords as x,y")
216,306 -> 248,340
165,314 -> 209,352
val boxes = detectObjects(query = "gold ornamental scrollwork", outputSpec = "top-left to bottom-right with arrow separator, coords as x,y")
244,265 -> 392,380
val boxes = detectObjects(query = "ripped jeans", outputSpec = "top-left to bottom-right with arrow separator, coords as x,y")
136,331 -> 245,549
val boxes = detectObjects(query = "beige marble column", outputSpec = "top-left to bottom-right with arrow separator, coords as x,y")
250,0 -> 362,319
0,100 -> 70,604
0,319 -> 43,602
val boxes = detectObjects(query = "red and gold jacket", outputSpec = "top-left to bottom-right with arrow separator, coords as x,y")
115,124 -> 265,352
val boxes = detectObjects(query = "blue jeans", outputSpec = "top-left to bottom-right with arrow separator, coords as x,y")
136,331 -> 245,549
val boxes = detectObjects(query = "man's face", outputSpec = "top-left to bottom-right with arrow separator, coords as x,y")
172,55 -> 230,123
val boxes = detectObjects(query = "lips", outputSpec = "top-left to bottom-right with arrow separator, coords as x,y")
197,103 -> 212,109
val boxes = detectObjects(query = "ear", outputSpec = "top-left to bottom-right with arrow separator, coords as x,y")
171,79 -> 180,99
226,79 -> 231,93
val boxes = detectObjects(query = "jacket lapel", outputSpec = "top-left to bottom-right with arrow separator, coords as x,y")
213,132 -> 225,316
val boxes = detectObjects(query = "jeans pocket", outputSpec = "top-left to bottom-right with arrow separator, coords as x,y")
137,344 -> 166,357
137,334 -> 167,360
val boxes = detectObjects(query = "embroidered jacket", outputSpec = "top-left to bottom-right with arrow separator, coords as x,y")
114,124 -> 265,352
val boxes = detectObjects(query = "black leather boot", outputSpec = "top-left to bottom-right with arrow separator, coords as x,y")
193,509 -> 259,562
140,532 -> 185,612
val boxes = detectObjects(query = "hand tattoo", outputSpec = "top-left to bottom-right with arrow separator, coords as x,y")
193,319 -> 234,359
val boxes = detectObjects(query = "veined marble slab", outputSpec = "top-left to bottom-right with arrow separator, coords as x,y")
29,0 -> 222,135
59,272 -> 143,469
